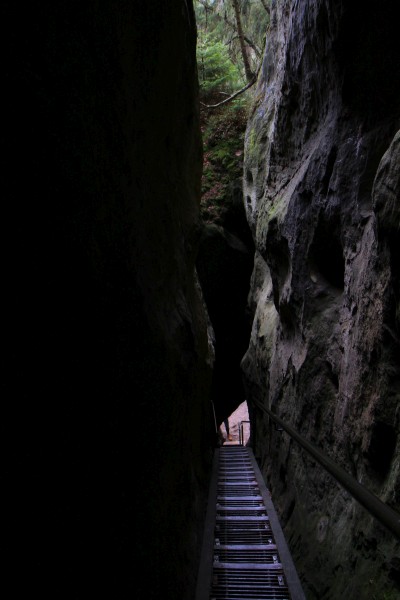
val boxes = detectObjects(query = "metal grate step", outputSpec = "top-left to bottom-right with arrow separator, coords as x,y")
211,567 -> 290,599
212,447 -> 290,598
217,498 -> 264,506
214,548 -> 280,564
215,532 -> 274,545
217,488 -> 261,497
217,509 -> 267,517
196,446 -> 305,600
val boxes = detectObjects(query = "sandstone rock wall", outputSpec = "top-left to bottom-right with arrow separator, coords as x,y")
4,2 -> 213,598
242,1 -> 400,597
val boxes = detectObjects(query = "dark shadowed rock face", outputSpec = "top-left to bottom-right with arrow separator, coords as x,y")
4,2 -> 213,598
196,169 -> 255,428
196,223 -> 254,426
242,0 -> 400,598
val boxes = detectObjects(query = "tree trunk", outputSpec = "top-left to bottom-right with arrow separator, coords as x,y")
197,0 -> 261,57
231,0 -> 254,83
260,0 -> 270,15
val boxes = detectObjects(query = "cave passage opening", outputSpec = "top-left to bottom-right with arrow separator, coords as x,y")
218,399 -> 250,445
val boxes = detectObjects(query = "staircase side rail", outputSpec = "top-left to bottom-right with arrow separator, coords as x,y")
247,449 -> 307,600
251,398 -> 400,539
195,450 -> 220,600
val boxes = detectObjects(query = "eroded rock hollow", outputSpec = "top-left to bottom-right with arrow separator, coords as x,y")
242,0 -> 400,598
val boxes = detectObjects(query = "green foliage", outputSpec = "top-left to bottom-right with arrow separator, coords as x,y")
195,1 -> 270,85
200,102 -> 247,223
195,2 -> 270,224
197,32 -> 242,98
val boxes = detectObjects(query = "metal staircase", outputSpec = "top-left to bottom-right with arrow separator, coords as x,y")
196,446 -> 306,600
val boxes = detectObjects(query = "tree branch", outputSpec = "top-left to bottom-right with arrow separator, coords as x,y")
197,0 -> 262,58
260,0 -> 270,15
229,35 -> 261,59
231,0 -> 254,82
200,74 -> 258,109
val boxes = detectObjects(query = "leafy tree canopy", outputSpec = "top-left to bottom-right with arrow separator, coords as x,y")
197,32 -> 243,98
195,0 -> 270,102
195,1 -> 271,225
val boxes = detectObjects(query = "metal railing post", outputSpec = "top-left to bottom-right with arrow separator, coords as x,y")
239,420 -> 250,446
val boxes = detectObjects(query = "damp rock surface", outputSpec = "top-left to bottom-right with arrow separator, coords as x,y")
242,1 -> 400,598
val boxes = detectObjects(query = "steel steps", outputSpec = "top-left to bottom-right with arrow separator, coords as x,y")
196,446 -> 306,600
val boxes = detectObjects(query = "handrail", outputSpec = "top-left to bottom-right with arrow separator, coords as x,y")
251,398 -> 400,539
239,420 -> 250,446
